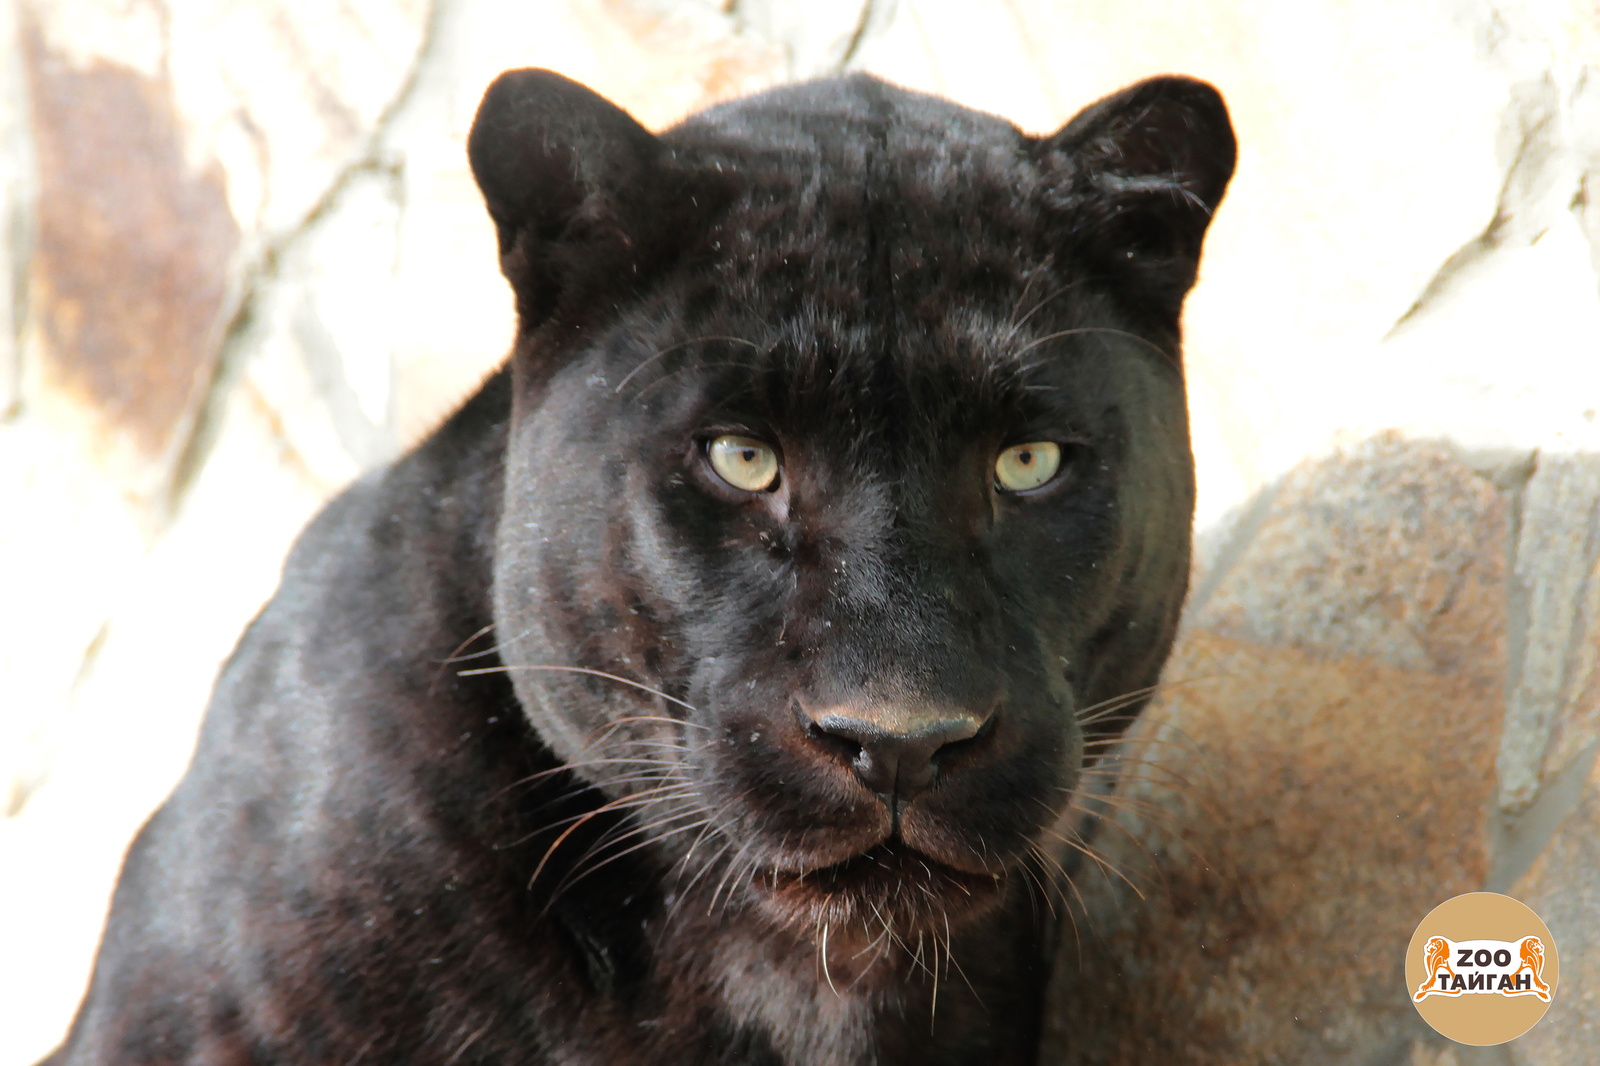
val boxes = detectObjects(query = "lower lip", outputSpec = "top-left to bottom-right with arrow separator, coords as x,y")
753,843 -> 1005,921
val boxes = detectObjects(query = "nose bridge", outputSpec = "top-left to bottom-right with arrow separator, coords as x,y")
821,696 -> 984,739
821,577 -> 996,712
825,515 -> 985,633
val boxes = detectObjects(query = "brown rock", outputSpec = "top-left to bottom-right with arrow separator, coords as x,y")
23,18 -> 238,495
1190,433 -> 1506,684
1041,437 -> 1509,1065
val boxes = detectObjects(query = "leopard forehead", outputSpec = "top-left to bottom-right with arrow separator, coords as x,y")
667,110 -> 1048,314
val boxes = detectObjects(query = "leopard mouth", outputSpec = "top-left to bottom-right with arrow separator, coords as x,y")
749,841 -> 1006,932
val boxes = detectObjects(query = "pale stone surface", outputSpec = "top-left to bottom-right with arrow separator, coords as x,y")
1498,454 -> 1600,810
1511,756 -> 1600,1066
233,167 -> 411,492
0,378 -> 330,1066
729,0 -> 880,79
163,0 -> 428,248
0,0 -> 27,420
4,0 -> 1600,1063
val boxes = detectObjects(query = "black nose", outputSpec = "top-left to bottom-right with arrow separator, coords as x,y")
800,703 -> 994,801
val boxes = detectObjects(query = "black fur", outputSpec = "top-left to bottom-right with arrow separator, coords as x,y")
46,71 -> 1234,1065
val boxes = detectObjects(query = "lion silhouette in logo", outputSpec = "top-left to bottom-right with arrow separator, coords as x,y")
1518,936 -> 1551,1000
1414,936 -> 1456,1001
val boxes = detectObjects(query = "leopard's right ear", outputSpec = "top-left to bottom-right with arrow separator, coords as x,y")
468,69 -> 665,330
1036,76 -> 1236,328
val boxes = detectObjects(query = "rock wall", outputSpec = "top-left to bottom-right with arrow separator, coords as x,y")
1,1 -> 1596,1063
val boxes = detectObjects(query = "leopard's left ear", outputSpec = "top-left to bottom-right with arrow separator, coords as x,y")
468,69 -> 696,336
1036,76 -> 1236,319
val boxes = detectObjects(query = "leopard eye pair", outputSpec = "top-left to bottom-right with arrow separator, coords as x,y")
707,435 -> 781,492
705,435 -> 1063,494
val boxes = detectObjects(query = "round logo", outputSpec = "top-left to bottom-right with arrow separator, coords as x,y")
1407,892 -> 1558,1045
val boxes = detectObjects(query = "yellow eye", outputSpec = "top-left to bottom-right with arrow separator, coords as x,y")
995,442 -> 1061,492
708,435 -> 780,492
